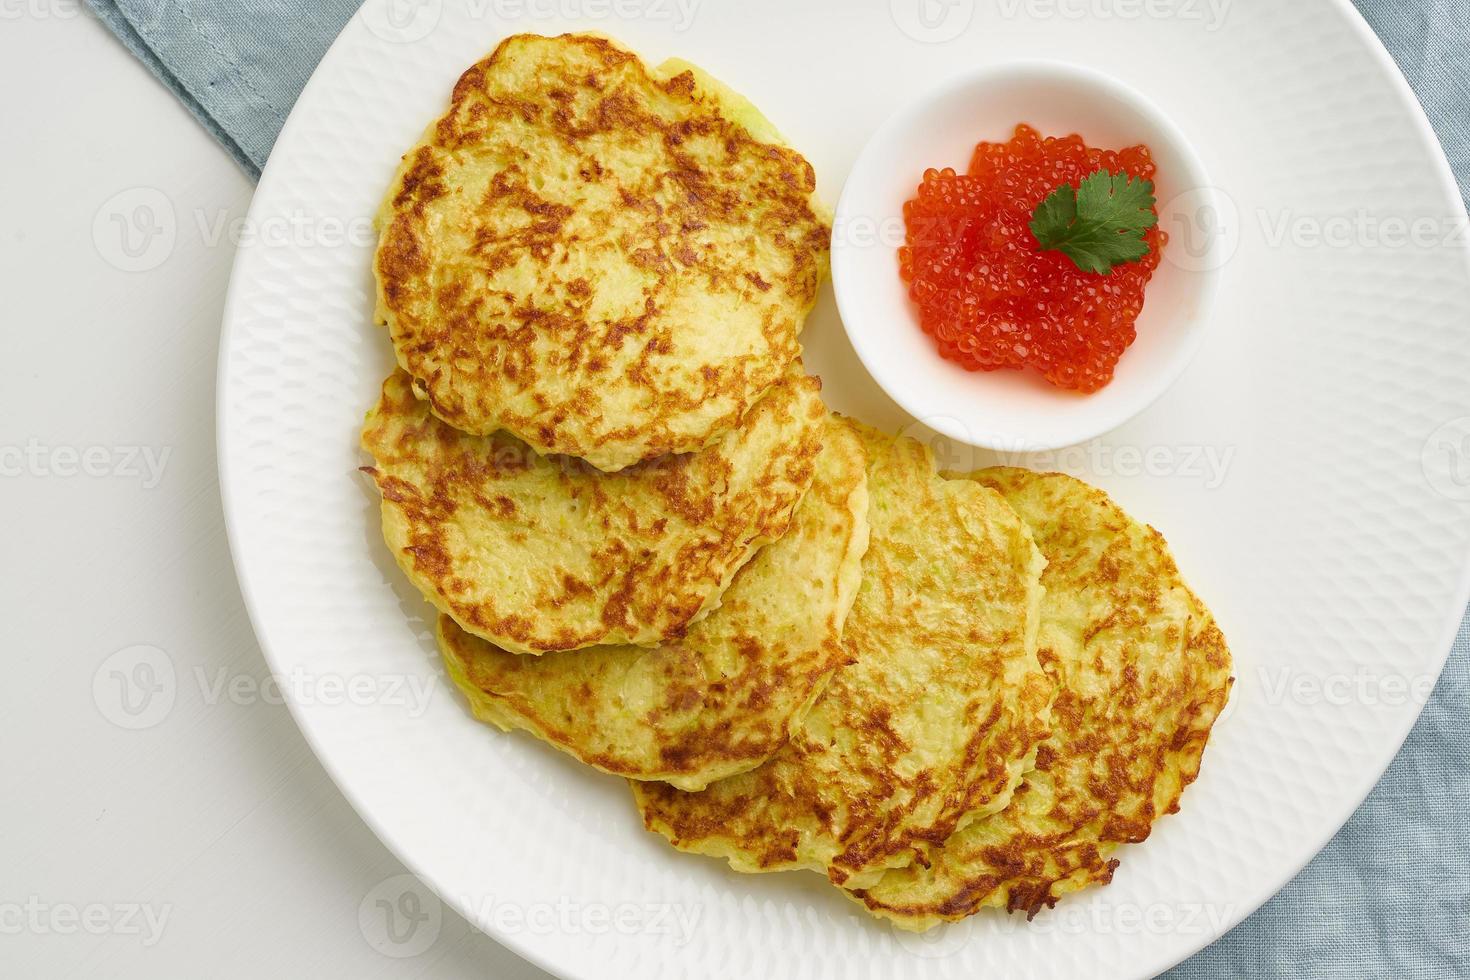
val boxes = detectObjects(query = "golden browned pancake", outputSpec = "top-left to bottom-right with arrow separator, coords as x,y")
374,33 -> 831,471
436,414 -> 870,790
633,426 -> 1053,888
848,469 -> 1233,929
360,364 -> 824,655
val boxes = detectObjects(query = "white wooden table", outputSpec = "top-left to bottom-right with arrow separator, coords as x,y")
0,12 -> 550,977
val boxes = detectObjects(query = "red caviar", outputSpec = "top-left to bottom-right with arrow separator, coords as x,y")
898,124 -> 1166,392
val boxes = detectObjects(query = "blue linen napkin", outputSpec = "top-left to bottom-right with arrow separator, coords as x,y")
83,0 -> 351,175
84,0 -> 1470,973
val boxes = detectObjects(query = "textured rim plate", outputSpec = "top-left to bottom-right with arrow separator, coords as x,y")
218,1 -> 1470,977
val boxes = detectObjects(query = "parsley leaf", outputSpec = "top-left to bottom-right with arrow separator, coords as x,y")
1029,169 -> 1158,275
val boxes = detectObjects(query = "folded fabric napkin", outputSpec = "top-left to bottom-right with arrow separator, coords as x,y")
84,0 -> 351,175
84,0 -> 1469,974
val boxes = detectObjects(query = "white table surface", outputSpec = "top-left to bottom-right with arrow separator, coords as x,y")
0,13 -> 552,978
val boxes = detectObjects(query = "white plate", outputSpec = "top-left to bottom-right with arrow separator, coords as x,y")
218,1 -> 1470,977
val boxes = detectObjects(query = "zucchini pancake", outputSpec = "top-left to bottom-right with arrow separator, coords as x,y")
361,31 -> 1235,940
436,414 -> 870,790
361,364 -> 824,655
847,469 -> 1233,930
633,426 -> 1055,889
374,33 -> 831,472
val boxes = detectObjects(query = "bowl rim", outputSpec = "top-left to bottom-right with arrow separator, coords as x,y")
830,58 -> 1223,453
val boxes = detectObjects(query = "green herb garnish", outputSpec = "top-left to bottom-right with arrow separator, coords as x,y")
1029,168 -> 1157,275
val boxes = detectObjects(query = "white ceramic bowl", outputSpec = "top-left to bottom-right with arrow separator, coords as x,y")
831,60 -> 1223,452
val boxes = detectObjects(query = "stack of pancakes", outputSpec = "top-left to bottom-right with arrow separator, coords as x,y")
361,33 -> 1233,930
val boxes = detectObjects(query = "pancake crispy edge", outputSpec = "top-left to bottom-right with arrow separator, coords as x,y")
374,32 -> 832,472
848,468 -> 1234,930
633,426 -> 1054,888
360,363 -> 824,655
436,413 -> 870,790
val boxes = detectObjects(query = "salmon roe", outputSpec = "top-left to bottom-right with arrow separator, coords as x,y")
898,124 -> 1166,392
